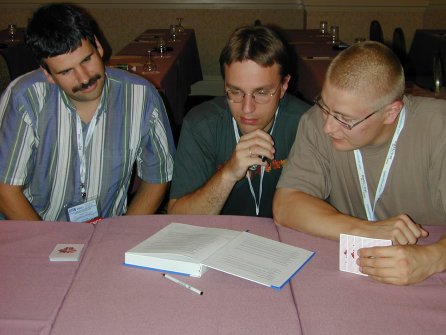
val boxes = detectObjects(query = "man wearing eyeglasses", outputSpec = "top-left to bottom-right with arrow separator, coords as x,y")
168,25 -> 309,217
274,41 -> 446,285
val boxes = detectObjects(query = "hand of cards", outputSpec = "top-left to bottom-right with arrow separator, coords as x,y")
339,234 -> 391,276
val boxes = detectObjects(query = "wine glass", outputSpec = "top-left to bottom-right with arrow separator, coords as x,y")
331,26 -> 339,44
319,21 -> 328,35
157,37 -> 166,58
8,24 -> 17,42
170,24 -> 177,42
143,50 -> 157,73
176,17 -> 184,33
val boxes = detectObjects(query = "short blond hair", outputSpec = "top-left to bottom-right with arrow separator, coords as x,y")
325,41 -> 405,107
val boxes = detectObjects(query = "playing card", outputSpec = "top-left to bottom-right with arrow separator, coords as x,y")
49,244 -> 84,262
339,234 -> 391,276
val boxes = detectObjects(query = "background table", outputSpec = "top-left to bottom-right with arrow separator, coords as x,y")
408,29 -> 446,92
284,29 -> 344,103
0,27 -> 38,92
109,29 -> 203,127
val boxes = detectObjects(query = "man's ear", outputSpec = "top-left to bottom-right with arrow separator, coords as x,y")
41,65 -> 55,84
384,99 -> 404,124
280,74 -> 291,98
94,36 -> 104,58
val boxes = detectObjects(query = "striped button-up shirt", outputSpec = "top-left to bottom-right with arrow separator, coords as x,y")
0,67 -> 175,221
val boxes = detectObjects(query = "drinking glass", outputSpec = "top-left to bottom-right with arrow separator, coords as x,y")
331,26 -> 339,44
433,55 -> 443,94
143,50 -> 157,73
176,17 -> 185,33
157,37 -> 166,57
319,21 -> 328,35
170,24 -> 177,42
8,24 -> 16,42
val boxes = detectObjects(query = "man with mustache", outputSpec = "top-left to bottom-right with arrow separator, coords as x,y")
0,3 -> 175,221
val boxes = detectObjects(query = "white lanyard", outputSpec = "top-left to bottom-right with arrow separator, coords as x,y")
232,107 -> 279,216
76,113 -> 98,199
354,106 -> 406,221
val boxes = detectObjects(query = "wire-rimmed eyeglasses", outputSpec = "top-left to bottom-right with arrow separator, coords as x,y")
313,95 -> 384,130
225,83 -> 281,104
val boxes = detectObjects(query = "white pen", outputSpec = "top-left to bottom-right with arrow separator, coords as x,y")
162,273 -> 204,295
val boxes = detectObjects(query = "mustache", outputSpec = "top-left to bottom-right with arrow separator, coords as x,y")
72,74 -> 102,93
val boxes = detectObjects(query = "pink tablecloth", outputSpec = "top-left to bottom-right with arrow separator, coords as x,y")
3,216 -> 445,335
278,225 -> 446,335
50,215 -> 302,335
0,221 -> 94,335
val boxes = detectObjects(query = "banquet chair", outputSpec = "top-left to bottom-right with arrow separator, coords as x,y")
369,20 -> 384,43
392,27 -> 414,79
392,28 -> 406,62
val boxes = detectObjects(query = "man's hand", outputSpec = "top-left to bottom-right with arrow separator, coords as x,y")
359,214 -> 428,245
358,240 -> 446,285
168,129 -> 275,215
222,129 -> 275,181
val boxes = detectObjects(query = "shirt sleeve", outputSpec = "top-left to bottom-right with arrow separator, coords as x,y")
277,106 -> 332,200
0,86 -> 36,185
169,114 -> 218,199
137,87 -> 175,184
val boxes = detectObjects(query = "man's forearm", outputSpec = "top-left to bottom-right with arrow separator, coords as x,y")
273,188 -> 366,240
126,181 -> 169,215
168,167 -> 239,215
0,183 -> 41,220
430,234 -> 446,275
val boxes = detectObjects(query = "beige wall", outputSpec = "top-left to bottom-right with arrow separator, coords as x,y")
0,3 -> 305,94
0,1 -> 444,95
304,0 -> 446,48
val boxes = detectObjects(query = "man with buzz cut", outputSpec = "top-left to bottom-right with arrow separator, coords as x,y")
274,41 -> 446,285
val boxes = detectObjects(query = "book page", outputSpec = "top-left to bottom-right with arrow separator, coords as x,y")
203,232 -> 314,289
129,222 -> 240,262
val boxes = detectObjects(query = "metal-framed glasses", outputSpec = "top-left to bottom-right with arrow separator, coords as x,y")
313,95 -> 383,130
225,83 -> 281,104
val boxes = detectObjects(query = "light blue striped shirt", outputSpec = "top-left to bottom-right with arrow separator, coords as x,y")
0,67 -> 175,220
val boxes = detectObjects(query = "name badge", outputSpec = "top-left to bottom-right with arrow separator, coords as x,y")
67,199 -> 100,223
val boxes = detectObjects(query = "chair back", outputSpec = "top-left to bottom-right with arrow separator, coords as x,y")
369,20 -> 384,43
392,28 -> 406,62
433,54 -> 444,93
392,27 -> 415,78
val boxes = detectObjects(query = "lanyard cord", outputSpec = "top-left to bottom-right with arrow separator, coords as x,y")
75,113 -> 99,199
232,106 -> 279,215
354,106 -> 406,221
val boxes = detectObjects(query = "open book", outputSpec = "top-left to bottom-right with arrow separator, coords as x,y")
124,222 -> 315,290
